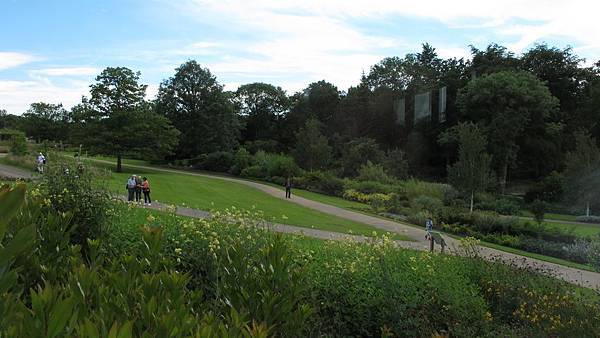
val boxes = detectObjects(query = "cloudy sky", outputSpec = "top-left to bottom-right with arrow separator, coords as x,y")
1,0 -> 598,114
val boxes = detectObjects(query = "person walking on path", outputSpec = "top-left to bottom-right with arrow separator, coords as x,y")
126,175 -> 137,202
134,175 -> 143,203
142,176 -> 151,206
36,153 -> 46,173
284,176 -> 292,199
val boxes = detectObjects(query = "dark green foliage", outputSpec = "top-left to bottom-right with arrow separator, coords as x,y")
563,131 -> 600,216
240,151 -> 301,180
229,147 -> 252,175
156,61 -> 240,158
340,137 -> 384,177
458,71 -> 559,192
525,171 -> 565,203
293,170 -> 345,196
8,131 -> 27,156
40,157 -> 110,254
530,199 -> 547,224
234,83 -> 290,143
81,67 -> 180,172
383,148 -> 410,179
193,151 -> 234,172
21,102 -> 70,142
292,118 -> 332,171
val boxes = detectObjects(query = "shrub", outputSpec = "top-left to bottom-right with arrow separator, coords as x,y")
401,179 -> 449,201
529,199 -> 547,224
383,148 -> 410,179
229,147 -> 252,175
294,170 -> 345,196
40,158 -> 110,253
195,151 -> 234,172
413,195 -> 444,213
524,171 -> 565,203
240,164 -> 268,179
356,161 -> 394,184
9,132 -> 27,156
475,193 -> 521,215
344,179 -> 398,194
251,151 -> 302,179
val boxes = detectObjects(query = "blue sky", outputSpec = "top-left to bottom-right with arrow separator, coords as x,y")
1,0 -> 598,114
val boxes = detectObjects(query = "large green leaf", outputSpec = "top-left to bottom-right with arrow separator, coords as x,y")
0,183 -> 26,240
47,297 -> 75,338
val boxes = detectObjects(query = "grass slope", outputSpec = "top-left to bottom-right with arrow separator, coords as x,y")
96,162 -> 410,240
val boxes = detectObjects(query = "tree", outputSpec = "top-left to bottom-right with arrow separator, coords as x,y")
439,122 -> 493,213
340,137 -> 384,177
234,83 -> 289,143
457,71 -> 559,192
156,61 -> 240,158
84,67 -> 179,172
564,131 -> 600,216
21,102 -> 70,142
292,118 -> 331,171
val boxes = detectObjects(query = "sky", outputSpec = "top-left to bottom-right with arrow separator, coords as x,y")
1,0 -> 599,115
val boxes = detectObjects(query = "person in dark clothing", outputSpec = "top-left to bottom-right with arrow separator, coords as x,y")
142,177 -> 151,206
284,176 -> 292,199
134,175 -> 143,202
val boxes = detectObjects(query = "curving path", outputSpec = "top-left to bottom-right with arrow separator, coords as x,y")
5,158 -> 600,289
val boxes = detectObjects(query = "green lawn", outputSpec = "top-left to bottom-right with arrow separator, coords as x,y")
521,210 -> 581,222
93,161 -> 411,240
537,221 -> 600,237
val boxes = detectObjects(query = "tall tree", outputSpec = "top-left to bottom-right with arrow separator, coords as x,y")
292,118 -> 332,171
156,61 -> 240,158
457,71 -> 559,192
85,67 -> 179,172
470,44 -> 520,76
564,131 -> 600,216
234,83 -> 289,143
21,102 -> 70,142
439,122 -> 493,212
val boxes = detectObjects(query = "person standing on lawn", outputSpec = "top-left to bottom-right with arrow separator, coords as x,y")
284,176 -> 292,199
126,175 -> 137,202
142,176 -> 151,206
134,174 -> 143,203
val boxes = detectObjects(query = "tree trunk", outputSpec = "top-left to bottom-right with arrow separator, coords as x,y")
587,201 -> 591,217
116,154 -> 122,173
470,191 -> 474,214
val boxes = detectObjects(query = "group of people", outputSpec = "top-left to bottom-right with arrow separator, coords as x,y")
126,175 -> 151,205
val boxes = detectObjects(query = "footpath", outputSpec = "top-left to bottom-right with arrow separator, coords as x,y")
2,159 -> 600,289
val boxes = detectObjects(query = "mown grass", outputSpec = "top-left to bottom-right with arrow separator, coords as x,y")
78,159 -> 409,240
521,210 -> 582,223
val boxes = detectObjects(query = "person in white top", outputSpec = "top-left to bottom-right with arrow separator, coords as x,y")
37,153 -> 46,173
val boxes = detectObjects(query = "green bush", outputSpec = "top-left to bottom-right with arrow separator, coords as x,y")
9,132 -> 27,156
475,193 -> 521,215
229,147 -> 252,175
195,151 -> 234,172
356,161 -> 394,183
294,170 -> 345,196
525,171 -> 565,203
40,158 -> 110,254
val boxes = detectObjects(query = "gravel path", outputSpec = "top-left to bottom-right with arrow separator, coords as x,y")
4,159 -> 600,289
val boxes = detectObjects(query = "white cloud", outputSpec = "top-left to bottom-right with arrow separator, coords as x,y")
30,67 -> 98,77
0,80 -> 88,115
0,52 -> 40,70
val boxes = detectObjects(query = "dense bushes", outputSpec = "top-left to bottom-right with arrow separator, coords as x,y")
3,180 -> 600,337
293,170 -> 344,195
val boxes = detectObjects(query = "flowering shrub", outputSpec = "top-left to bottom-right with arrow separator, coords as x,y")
3,181 -> 600,337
